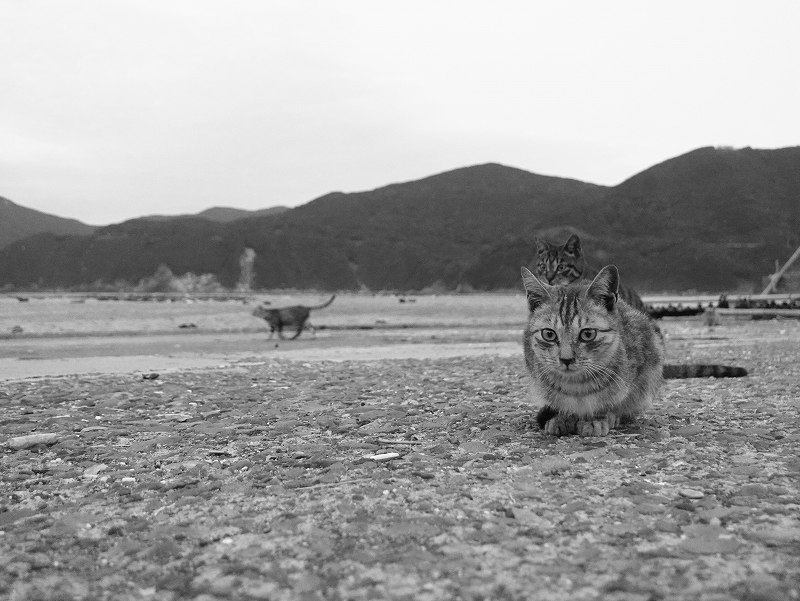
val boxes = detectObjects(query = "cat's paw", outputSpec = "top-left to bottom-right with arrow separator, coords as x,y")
543,415 -> 578,436
577,413 -> 620,437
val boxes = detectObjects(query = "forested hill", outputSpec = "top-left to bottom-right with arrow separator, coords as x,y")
1,146 -> 798,293
0,196 -> 96,249
466,146 -> 800,291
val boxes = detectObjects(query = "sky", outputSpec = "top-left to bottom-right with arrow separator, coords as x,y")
1,1 -> 799,226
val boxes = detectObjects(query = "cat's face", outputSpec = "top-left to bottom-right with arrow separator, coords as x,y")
535,234 -> 584,285
522,265 -> 621,383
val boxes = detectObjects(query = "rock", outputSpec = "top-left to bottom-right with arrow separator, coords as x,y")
460,441 -> 490,453
82,464 -> 108,477
8,433 -> 59,450
363,452 -> 400,462
680,525 -> 742,554
654,519 -> 682,534
637,503 -> 668,515
678,488 -> 705,499
512,507 -> 552,530
535,457 -> 571,474
749,526 -> 800,546
412,471 -> 435,480
673,425 -> 703,437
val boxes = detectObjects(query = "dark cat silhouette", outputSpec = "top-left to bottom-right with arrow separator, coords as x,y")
251,295 -> 336,340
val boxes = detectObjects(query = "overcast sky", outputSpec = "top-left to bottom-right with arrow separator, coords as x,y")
2,1 -> 798,225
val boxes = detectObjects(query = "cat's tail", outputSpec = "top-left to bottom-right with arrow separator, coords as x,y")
309,295 -> 336,310
663,364 -> 747,378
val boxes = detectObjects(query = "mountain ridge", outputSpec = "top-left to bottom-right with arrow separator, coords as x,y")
0,196 -> 97,249
1,146 -> 798,292
141,206 -> 289,223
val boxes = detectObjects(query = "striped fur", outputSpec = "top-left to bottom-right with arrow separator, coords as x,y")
663,364 -> 747,378
522,265 -> 664,436
533,234 -> 747,379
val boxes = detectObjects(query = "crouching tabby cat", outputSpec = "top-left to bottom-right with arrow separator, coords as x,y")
522,265 -> 664,436
534,234 -> 746,379
251,295 -> 335,340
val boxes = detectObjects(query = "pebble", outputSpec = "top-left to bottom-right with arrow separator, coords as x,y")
363,452 -> 400,462
83,464 -> 108,478
654,519 -> 682,534
678,488 -> 705,499
8,433 -> 59,450
673,425 -> 703,437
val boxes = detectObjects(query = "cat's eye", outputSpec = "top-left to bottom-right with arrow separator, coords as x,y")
539,328 -> 558,342
579,328 -> 597,342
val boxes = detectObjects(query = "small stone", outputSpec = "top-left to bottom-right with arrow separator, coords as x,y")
460,441 -> 490,453
738,484 -> 769,496
750,526 -> 800,546
731,465 -> 761,476
673,425 -> 703,437
679,526 -> 742,554
8,433 -> 59,450
678,488 -> 704,499
654,519 -> 682,534
363,452 -> 400,462
83,464 -> 108,477
637,503 -> 667,515
536,457 -> 571,474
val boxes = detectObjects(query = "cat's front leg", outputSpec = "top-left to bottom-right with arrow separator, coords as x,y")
543,414 -> 578,436
577,413 -> 620,437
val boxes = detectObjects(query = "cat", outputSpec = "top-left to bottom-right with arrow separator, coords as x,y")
535,234 -> 649,313
521,265 -> 664,436
533,234 -> 746,379
251,295 -> 336,340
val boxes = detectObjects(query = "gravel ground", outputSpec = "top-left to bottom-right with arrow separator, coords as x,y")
1,318 -> 799,600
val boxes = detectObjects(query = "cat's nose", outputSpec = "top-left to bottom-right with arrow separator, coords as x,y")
559,357 -> 575,368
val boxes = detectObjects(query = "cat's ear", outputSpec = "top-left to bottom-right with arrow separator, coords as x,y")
521,266 -> 552,311
587,265 -> 619,311
562,233 -> 582,257
534,237 -> 548,255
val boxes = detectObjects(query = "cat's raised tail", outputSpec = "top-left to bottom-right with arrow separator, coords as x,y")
663,364 -> 747,378
309,295 -> 336,311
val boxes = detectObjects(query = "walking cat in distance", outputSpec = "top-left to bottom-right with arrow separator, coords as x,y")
251,295 -> 336,340
522,265 -> 664,436
534,234 -> 746,379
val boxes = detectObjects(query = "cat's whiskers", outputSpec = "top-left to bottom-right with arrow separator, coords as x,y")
584,361 -> 626,391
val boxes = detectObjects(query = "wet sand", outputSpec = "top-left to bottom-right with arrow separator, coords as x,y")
0,327 -> 521,380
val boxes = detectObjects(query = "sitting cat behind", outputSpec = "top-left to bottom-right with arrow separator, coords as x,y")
251,295 -> 336,340
521,264 -> 663,436
533,233 -> 746,379
534,233 -> 650,314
